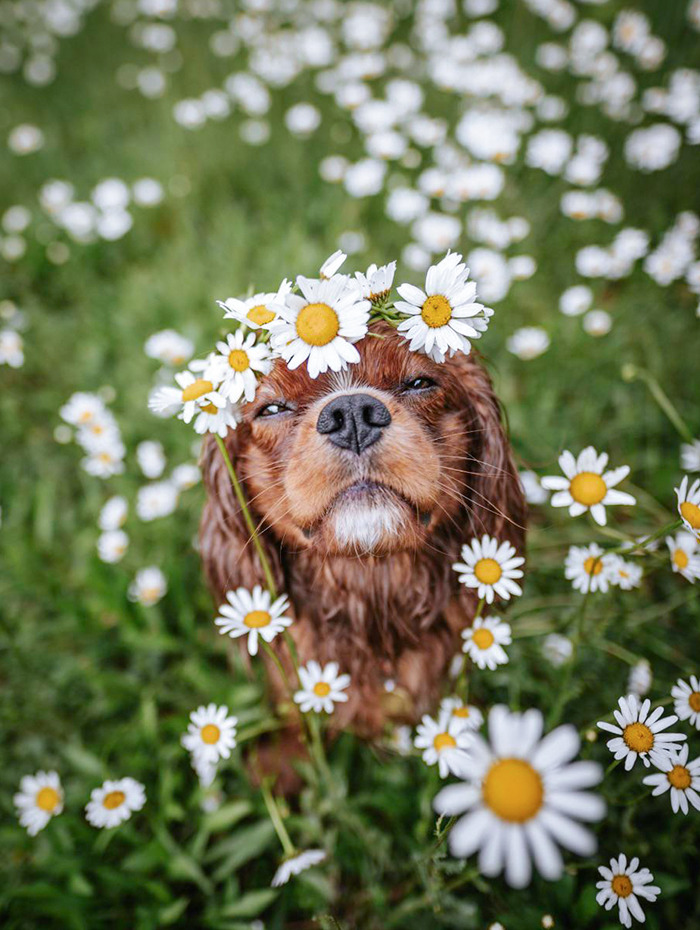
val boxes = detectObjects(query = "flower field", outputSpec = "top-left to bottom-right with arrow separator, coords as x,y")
1,0 -> 700,928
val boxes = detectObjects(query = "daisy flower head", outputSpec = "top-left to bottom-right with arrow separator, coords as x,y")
181,704 -> 238,765
675,476 -> 700,540
564,543 -> 617,594
462,615 -> 512,670
666,532 -> 700,582
128,566 -> 167,606
214,586 -> 292,656
218,281 -> 290,331
414,710 -> 473,777
541,447 -> 636,526
14,771 -> 64,836
269,274 -> 370,378
294,660 -> 350,713
355,260 -> 396,304
671,674 -> 700,729
395,251 -> 493,362
643,744 -> 700,814
439,696 -> 484,732
205,331 -> 272,404
608,556 -> 643,590
192,398 -> 242,438
148,370 -> 226,424
453,534 -> 525,604
597,695 -> 686,770
85,777 -> 146,829
596,854 -> 660,928
271,848 -> 326,887
434,705 -> 605,888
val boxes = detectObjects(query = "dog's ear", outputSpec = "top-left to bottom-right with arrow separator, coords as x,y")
199,429 -> 284,604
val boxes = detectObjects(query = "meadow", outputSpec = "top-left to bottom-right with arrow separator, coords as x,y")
1,0 -> 700,927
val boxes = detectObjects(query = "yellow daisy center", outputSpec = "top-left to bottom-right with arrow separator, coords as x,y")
473,558 -> 502,585
433,732 -> 457,752
452,706 -> 470,718
421,294 -> 452,328
244,609 -> 271,629
247,304 -> 275,326
228,349 -> 250,372
102,790 -> 126,810
583,556 -> 603,576
569,472 -> 607,506
181,379 -> 213,402
296,302 -> 339,346
201,723 -> 221,744
78,410 -> 93,423
667,764 -> 691,790
200,402 -> 219,415
623,721 -> 654,753
611,875 -> 633,898
36,786 -> 60,812
689,691 -> 700,712
313,681 -> 331,697
680,500 -> 700,530
482,758 -> 544,823
673,549 -> 689,570
472,628 -> 495,650
98,452 -> 113,463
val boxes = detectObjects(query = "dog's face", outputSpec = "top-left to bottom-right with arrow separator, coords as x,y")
225,323 -> 519,558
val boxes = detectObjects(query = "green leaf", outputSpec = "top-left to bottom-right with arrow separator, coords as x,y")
215,889 -> 278,918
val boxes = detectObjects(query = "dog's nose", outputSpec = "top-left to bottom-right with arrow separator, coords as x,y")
316,393 -> 391,455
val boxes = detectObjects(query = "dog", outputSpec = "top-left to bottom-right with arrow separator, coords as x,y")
200,321 -> 525,740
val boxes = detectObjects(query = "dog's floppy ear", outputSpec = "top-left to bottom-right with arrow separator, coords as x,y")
199,429 -> 284,604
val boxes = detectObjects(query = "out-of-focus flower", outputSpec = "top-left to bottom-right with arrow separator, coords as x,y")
181,704 -> 238,765
85,778 -> 146,828
294,661 -> 350,713
462,616 -> 512,670
414,711 -> 473,777
671,675 -> 700,729
128,566 -> 167,606
271,849 -> 326,887
14,771 -> 64,836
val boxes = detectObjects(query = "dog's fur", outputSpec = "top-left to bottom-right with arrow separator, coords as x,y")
200,323 -> 525,738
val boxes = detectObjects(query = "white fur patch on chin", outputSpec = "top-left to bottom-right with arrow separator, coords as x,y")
333,500 -> 404,553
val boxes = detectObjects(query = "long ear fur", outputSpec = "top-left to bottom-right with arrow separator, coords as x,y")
199,428 -> 284,604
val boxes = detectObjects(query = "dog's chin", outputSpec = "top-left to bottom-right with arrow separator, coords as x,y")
308,482 -> 429,556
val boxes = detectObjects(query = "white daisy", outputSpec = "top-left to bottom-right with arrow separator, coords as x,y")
671,675 -> 700,729
192,399 -> 242,438
97,529 -> 129,563
271,849 -> 326,887
665,532 -> 700,582
270,274 -> 370,378
462,615 -> 512,670
14,771 -> 64,836
205,330 -> 272,404
319,249 -> 347,279
181,704 -> 238,765
675,475 -> 700,540
60,392 -> 106,426
218,281 -> 290,330
564,544 -> 617,594
434,706 -> 605,888
453,535 -> 525,604
128,566 -> 167,606
439,696 -> 484,732
85,777 -> 146,828
355,260 -> 396,303
680,439 -> 700,473
643,744 -> 700,814
597,695 -> 686,770
214,586 -> 292,657
395,251 -> 493,362
148,370 -> 226,424
596,854 -> 660,928
541,447 -> 636,526
414,711 -> 473,777
294,660 -> 351,713
608,557 -> 643,590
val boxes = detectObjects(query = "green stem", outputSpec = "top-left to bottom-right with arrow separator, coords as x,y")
261,639 -> 293,695
260,779 -> 295,857
626,367 -> 694,444
307,711 -> 334,787
236,718 -> 285,743
547,589 -> 591,727
214,434 -> 278,599
606,518 -> 682,556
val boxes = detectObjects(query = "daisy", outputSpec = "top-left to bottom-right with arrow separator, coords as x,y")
541,447 -> 636,526
608,557 -> 643,590
596,855 -> 660,928
215,586 -> 292,657
271,849 -> 326,887
666,532 -> 700,582
453,535 -> 525,604
434,705 -> 605,888
85,777 -> 146,829
60,392 -> 106,426
270,274 -> 370,378
675,476 -> 700,540
128,566 -> 167,606
671,675 -> 700,729
597,695 -> 686,770
355,260 -> 396,303
218,281 -> 290,330
193,399 -> 242,438
294,660 -> 350,713
148,370 -> 226,424
439,696 -> 484,732
564,544 -> 617,593
462,616 -> 512,670
206,331 -> 272,403
14,771 -> 64,836
181,704 -> 238,765
414,711 -> 473,777
319,249 -> 347,279
395,251 -> 493,362
643,744 -> 700,814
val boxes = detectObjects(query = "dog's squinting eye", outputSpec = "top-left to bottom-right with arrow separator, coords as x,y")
257,402 -> 292,418
402,376 -> 437,392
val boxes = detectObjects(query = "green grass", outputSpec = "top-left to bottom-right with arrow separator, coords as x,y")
1,2 -> 700,927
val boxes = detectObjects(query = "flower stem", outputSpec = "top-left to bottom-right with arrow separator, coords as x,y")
260,779 -> 295,857
625,366 -> 694,444
261,639 -> 293,695
214,434 -> 278,599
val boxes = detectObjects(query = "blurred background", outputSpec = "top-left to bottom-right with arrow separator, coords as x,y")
1,0 -> 699,927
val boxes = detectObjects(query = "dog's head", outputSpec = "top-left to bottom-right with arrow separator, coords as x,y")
200,322 -> 525,597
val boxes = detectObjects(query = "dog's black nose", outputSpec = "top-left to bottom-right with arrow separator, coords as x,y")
316,393 -> 391,455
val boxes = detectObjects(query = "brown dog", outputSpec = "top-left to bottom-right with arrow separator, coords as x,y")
200,322 -> 525,739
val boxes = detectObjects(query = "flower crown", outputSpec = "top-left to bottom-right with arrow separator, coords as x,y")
149,249 -> 493,437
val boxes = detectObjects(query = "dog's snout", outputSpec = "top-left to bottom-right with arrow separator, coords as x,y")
316,393 -> 391,455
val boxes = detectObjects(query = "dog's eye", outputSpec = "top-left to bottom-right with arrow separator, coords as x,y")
257,402 -> 291,418
402,376 -> 437,392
